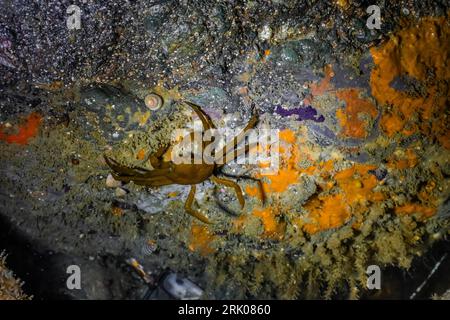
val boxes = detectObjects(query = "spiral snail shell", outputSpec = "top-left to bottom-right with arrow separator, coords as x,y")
144,93 -> 163,111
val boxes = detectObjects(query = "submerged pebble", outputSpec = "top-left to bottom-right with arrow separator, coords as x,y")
106,174 -> 122,188
115,187 -> 127,197
162,273 -> 203,300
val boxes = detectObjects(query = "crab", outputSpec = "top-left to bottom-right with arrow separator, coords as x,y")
104,101 -> 265,223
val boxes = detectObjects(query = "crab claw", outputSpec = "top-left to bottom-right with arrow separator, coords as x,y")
104,155 -> 150,176
103,155 -> 173,186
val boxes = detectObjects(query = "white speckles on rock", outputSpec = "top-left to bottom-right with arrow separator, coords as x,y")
258,24 -> 272,41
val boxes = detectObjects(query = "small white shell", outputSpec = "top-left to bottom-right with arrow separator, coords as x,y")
106,173 -> 122,188
144,93 -> 163,111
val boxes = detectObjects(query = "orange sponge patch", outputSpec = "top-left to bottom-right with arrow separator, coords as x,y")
370,16 -> 449,145
189,223 -> 217,256
0,113 -> 42,145
335,88 -> 378,139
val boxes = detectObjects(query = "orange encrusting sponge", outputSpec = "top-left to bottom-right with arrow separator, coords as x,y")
0,112 -> 42,145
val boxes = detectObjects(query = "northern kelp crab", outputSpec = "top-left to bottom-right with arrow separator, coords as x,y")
104,101 -> 264,223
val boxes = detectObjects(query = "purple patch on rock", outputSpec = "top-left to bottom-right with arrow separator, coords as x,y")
275,105 -> 325,122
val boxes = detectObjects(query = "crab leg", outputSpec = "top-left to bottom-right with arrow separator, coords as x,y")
252,178 -> 266,204
104,156 -> 151,176
210,175 -> 245,208
118,174 -> 174,187
184,101 -> 218,153
148,144 -> 170,168
184,185 -> 211,224
216,112 -> 258,167
104,155 -> 172,185
184,101 -> 216,130
217,171 -> 266,205
109,170 -> 173,186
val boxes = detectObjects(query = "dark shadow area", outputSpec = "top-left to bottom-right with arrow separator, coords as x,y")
2,206 -> 449,300
362,240 -> 450,299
